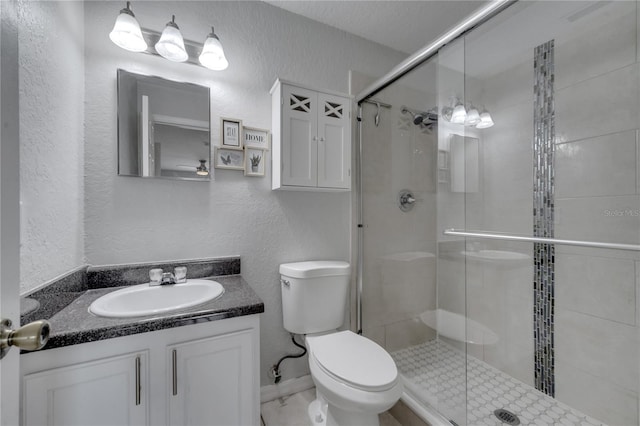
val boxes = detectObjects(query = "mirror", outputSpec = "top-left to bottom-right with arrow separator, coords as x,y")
117,69 -> 211,181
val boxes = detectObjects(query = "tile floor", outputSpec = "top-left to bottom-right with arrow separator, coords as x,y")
260,388 -> 401,426
392,340 -> 605,426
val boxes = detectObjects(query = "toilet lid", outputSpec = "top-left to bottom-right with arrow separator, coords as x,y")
311,331 -> 398,391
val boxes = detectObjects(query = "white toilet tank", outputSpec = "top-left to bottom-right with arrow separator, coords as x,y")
280,261 -> 350,335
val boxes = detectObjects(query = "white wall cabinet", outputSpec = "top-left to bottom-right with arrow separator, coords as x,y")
21,315 -> 260,426
271,79 -> 351,191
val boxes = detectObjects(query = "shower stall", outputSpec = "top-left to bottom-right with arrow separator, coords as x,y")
355,1 -> 640,425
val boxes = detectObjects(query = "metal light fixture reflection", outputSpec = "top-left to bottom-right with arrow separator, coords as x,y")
450,102 -> 467,124
465,106 -> 480,126
109,2 -> 147,52
155,15 -> 188,62
476,110 -> 495,129
198,27 -> 229,71
196,160 -> 209,176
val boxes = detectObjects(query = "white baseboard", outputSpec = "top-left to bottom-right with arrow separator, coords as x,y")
260,375 -> 315,403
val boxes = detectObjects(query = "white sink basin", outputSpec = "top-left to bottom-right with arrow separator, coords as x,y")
89,279 -> 225,318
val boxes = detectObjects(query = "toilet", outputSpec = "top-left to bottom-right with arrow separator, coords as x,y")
280,261 -> 402,426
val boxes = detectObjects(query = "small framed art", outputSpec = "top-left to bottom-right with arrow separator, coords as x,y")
243,126 -> 270,151
221,118 -> 242,149
214,147 -> 244,170
244,148 -> 266,177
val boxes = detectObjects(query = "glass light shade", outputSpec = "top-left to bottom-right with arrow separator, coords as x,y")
451,103 -> 467,124
465,107 -> 480,126
476,111 -> 495,129
199,33 -> 229,71
109,8 -> 147,52
155,20 -> 188,62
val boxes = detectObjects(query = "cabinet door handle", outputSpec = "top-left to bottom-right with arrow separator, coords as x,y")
172,349 -> 178,396
319,137 -> 325,142
312,136 -> 317,141
135,356 -> 141,406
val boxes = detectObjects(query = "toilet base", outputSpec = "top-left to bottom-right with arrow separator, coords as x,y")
308,397 -> 380,426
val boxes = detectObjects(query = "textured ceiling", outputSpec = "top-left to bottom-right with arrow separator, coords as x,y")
264,1 -> 489,55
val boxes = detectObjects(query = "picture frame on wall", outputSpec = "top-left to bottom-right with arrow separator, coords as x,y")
243,126 -> 271,151
214,147 -> 244,170
220,118 -> 243,149
244,148 -> 266,177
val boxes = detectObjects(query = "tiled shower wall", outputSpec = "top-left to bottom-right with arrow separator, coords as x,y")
461,2 -> 640,424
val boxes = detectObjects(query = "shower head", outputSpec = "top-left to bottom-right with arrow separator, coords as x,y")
401,106 -> 438,126
401,106 -> 425,125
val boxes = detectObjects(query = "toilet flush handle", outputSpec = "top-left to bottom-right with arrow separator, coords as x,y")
281,278 -> 290,287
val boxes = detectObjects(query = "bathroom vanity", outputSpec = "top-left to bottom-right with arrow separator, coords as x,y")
19,259 -> 263,426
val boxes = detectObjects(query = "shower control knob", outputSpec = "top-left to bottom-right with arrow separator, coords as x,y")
398,189 -> 417,212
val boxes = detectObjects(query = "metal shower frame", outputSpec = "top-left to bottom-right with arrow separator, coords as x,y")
353,0 -> 515,334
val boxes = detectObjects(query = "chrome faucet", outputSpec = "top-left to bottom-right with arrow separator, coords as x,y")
149,267 -> 187,286
160,272 -> 177,285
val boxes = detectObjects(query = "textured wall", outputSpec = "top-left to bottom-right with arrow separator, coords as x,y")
19,1 -> 85,294
83,1 -> 405,385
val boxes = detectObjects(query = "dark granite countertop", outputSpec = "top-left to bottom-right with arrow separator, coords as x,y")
25,275 -> 264,351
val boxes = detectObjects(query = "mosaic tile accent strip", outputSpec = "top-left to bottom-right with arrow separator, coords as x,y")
392,340 -> 605,426
533,39 -> 555,397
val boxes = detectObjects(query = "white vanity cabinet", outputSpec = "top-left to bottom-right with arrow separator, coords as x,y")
23,351 -> 148,426
21,315 -> 260,426
271,79 -> 352,191
168,329 -> 255,426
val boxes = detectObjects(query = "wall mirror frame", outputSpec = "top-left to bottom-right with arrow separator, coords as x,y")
117,69 -> 211,181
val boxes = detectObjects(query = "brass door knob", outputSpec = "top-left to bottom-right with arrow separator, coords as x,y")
0,318 -> 50,359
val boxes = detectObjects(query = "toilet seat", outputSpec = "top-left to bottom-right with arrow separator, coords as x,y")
308,331 -> 398,392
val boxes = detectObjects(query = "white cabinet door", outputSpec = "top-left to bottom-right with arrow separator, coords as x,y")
23,352 -> 148,426
281,84 -> 318,187
168,329 -> 256,426
317,92 -> 351,189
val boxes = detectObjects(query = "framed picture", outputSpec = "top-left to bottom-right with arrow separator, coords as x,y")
214,147 -> 244,170
243,126 -> 271,151
244,148 -> 266,177
220,118 -> 242,149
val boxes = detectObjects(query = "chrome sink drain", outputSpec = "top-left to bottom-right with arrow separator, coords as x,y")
494,409 -> 520,425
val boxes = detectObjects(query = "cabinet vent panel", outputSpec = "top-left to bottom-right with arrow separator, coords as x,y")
324,101 -> 343,119
290,94 -> 311,113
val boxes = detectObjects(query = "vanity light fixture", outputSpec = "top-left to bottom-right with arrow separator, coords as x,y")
475,108 -> 495,129
109,2 -> 147,52
464,105 -> 481,126
109,2 -> 229,70
198,27 -> 229,71
155,15 -> 188,62
441,98 -> 495,129
196,160 -> 209,176
450,101 -> 467,124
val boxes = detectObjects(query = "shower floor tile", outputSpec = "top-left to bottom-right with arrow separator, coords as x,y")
392,340 -> 605,426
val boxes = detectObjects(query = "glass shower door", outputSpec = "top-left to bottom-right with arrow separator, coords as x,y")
455,1 -> 640,424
